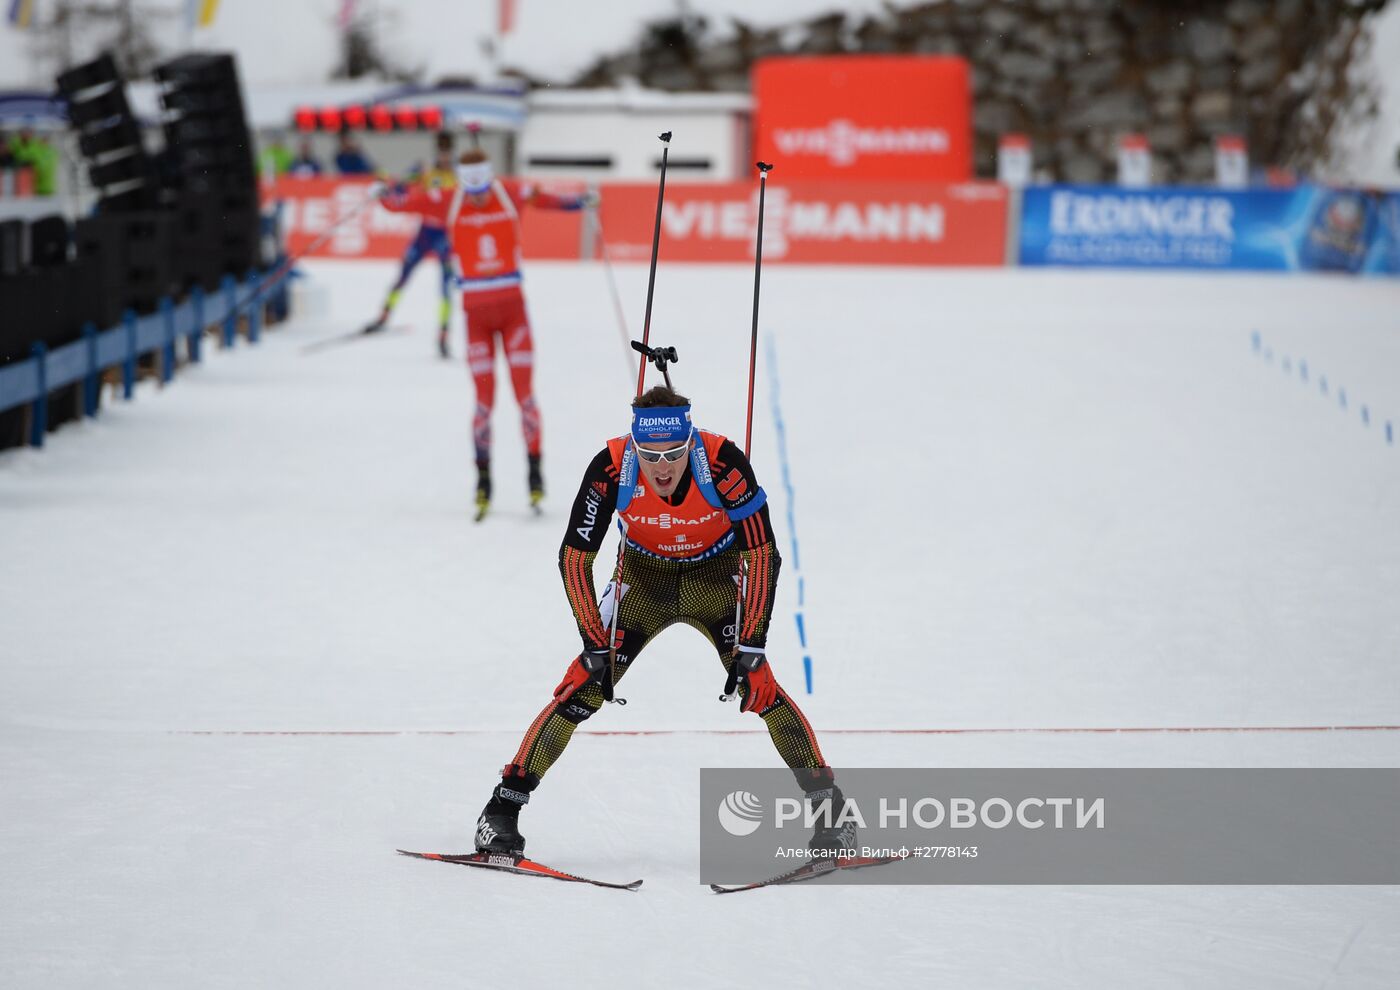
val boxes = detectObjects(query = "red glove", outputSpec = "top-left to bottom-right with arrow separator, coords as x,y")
553,648 -> 609,703
725,648 -> 778,714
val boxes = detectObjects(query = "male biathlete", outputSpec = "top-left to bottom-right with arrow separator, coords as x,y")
472,385 -> 854,857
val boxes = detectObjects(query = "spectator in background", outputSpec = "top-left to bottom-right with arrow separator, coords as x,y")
362,130 -> 458,357
334,132 -> 374,175
0,130 -> 14,168
9,127 -> 58,195
288,138 -> 323,178
259,131 -> 294,178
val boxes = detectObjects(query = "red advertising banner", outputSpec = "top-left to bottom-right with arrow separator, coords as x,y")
269,177 -> 1006,267
596,180 -> 1006,266
753,56 -> 973,181
267,176 -> 584,261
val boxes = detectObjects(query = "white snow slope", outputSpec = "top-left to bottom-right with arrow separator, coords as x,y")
2,259 -> 1399,988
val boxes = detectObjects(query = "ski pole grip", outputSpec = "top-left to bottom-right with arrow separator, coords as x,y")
720,664 -> 740,702
631,341 -> 680,369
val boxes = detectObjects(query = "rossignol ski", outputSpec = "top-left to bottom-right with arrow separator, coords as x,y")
397,849 -> 642,891
709,852 -> 906,894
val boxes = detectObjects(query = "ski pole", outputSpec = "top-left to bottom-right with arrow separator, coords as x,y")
588,206 -> 638,387
233,183 -> 383,320
722,162 -> 774,704
635,131 -> 671,396
604,130 -> 675,704
743,162 -> 773,457
607,131 -> 677,705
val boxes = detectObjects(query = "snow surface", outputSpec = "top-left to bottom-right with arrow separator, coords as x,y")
2,260 -> 1400,987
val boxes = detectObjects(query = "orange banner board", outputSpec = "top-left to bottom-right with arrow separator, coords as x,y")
596,180 -> 1005,265
267,176 -> 584,261
269,177 -> 1006,267
752,56 -> 973,181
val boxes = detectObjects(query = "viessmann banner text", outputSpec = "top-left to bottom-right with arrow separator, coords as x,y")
268,178 -> 1009,266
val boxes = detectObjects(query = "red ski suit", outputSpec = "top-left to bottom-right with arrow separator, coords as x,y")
382,179 -> 586,461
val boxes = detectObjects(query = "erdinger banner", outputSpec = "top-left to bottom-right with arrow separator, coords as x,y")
1363,192 -> 1400,274
1020,184 -> 1400,274
753,56 -> 972,181
596,180 -> 1006,266
267,177 -> 585,260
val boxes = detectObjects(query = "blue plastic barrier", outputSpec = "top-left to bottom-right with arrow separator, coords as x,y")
0,270 -> 278,450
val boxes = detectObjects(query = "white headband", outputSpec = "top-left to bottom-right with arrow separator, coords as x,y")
456,161 -> 494,193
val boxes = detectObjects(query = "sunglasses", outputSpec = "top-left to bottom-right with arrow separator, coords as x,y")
635,440 -> 690,464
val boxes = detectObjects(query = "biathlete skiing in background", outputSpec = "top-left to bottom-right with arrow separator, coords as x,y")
362,131 -> 458,359
471,384 -> 855,859
379,148 -> 596,519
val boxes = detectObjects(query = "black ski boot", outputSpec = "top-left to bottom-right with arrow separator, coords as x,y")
437,325 -> 450,359
806,784 -> 858,860
474,770 -> 539,855
474,460 -> 491,522
527,454 -> 544,513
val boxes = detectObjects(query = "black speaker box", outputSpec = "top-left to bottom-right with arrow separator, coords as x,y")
55,53 -> 120,96
67,87 -> 131,129
28,215 -> 70,268
75,212 -> 178,322
0,219 -> 24,277
78,118 -> 142,159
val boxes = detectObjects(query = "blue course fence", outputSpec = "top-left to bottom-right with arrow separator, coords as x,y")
0,268 -> 287,449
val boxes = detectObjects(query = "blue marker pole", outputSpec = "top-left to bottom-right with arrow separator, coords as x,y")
82,322 -> 98,417
160,296 -> 176,384
122,310 -> 137,400
222,275 -> 237,348
190,286 -> 204,364
247,271 -> 262,344
29,342 -> 47,448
